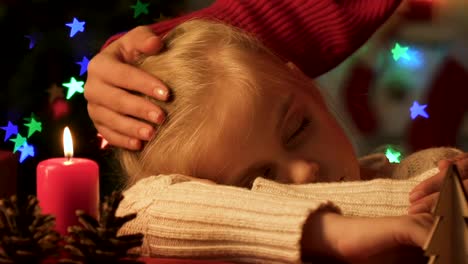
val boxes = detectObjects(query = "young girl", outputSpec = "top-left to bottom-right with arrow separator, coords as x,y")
86,0 -> 406,151
108,19 -> 463,263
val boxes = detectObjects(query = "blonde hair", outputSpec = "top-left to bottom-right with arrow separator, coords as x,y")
118,19 -> 319,187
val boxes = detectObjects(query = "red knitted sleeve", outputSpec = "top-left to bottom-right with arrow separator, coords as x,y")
102,0 -> 402,78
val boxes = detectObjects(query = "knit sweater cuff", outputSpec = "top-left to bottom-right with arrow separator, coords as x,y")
117,175 -> 340,263
252,168 -> 439,217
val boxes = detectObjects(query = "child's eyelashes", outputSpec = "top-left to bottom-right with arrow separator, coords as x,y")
262,167 -> 274,179
286,116 -> 312,146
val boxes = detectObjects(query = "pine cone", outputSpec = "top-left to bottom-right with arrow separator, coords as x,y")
60,191 -> 144,264
0,195 -> 61,264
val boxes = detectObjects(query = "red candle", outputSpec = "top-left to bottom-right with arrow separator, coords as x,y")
37,127 -> 99,235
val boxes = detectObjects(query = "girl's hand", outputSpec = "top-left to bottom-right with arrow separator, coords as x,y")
408,153 -> 468,214
302,211 -> 433,262
84,26 -> 169,150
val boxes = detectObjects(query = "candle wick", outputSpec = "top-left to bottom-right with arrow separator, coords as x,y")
66,155 -> 72,162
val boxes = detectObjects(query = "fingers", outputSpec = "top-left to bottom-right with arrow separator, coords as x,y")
410,154 -> 468,203
107,26 -> 164,62
88,102 -> 156,141
85,53 -> 169,102
102,26 -> 168,98
96,124 -> 141,150
85,25 -> 169,100
409,166 -> 448,203
409,178 -> 468,215
83,26 -> 171,151
85,81 -> 165,125
453,153 -> 468,177
408,193 -> 438,214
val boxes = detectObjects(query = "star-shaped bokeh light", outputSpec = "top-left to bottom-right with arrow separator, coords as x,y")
410,101 -> 429,120
385,147 -> 402,163
65,17 -> 85,38
391,43 -> 410,61
18,143 -> 35,163
10,134 -> 27,153
24,32 -> 43,49
76,56 -> 89,76
1,121 -> 18,142
24,117 -> 42,138
97,133 -> 109,149
47,83 -> 65,103
62,77 -> 84,99
131,0 -> 150,18
24,35 -> 36,49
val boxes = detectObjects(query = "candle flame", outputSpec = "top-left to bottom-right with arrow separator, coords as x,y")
63,127 -> 73,160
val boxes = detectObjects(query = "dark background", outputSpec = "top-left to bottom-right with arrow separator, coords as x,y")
0,0 -> 208,199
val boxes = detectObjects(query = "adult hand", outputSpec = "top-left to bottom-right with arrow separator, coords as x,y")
408,153 -> 468,214
302,211 -> 433,262
85,26 -> 169,150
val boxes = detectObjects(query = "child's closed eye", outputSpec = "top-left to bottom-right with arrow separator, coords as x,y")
287,117 -> 312,145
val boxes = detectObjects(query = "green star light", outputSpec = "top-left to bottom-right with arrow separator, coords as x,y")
10,133 -> 27,153
391,43 -> 410,61
131,0 -> 150,18
62,77 -> 84,100
24,117 -> 42,138
385,147 -> 402,163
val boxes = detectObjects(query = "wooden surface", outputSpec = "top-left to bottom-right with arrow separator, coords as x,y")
140,258 -> 231,264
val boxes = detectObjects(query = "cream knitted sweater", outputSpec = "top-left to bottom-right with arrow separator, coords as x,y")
116,147 -> 463,263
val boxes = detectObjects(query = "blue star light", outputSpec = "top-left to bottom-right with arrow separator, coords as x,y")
410,101 -> 429,120
396,48 -> 424,69
76,56 -> 89,76
24,35 -> 36,49
18,143 -> 35,163
66,18 -> 85,38
1,121 -> 18,142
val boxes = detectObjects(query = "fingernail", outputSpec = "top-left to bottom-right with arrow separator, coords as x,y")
139,127 -> 152,139
153,87 -> 168,99
409,191 -> 424,203
129,139 -> 140,149
148,111 -> 160,123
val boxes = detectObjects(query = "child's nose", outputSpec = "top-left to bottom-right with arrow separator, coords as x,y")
285,160 -> 320,184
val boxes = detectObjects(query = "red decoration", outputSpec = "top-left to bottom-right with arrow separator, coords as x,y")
36,128 -> 99,235
51,98 -> 70,120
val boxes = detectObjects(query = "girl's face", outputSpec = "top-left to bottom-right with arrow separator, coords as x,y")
198,62 -> 360,188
